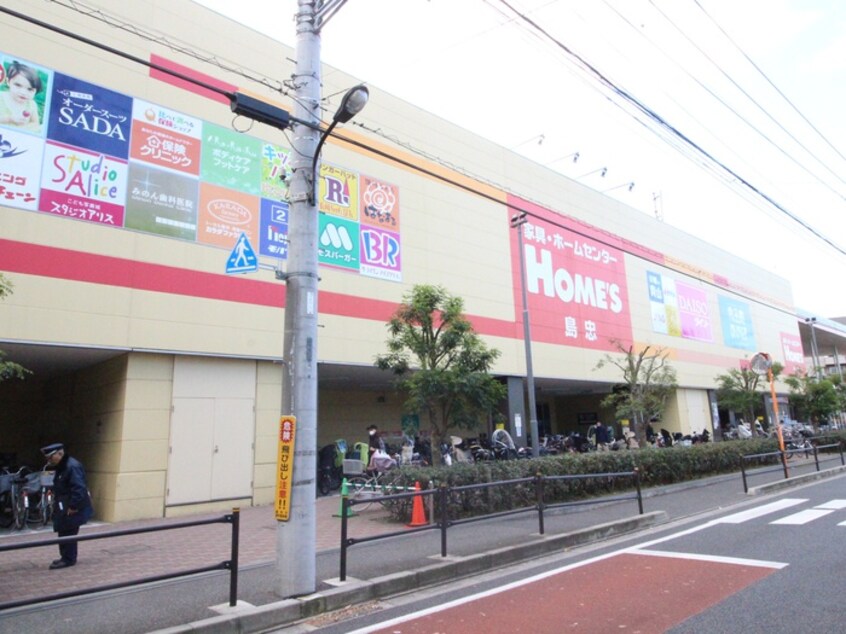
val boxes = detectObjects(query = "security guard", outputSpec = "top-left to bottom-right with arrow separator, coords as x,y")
41,443 -> 93,569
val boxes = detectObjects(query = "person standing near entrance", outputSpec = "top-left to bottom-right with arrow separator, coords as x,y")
41,443 -> 93,570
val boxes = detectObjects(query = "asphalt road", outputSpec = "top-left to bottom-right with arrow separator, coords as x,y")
283,475 -> 846,634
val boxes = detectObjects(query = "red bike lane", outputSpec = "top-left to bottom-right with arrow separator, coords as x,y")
361,551 -> 778,633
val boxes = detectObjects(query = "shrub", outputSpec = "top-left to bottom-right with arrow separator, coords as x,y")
380,432 -> 846,522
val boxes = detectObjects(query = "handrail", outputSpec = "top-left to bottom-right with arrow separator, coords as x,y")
339,469 -> 642,581
740,441 -> 844,492
0,508 -> 240,611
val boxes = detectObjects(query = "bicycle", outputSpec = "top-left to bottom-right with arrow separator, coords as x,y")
345,464 -> 412,516
24,466 -> 54,526
785,438 -> 814,460
2,467 -> 34,530
0,469 -> 13,528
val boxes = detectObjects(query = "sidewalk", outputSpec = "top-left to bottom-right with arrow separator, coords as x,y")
0,457 -> 841,634
0,494 -> 397,607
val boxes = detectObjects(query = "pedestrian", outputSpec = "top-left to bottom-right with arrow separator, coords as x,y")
594,421 -> 610,449
366,424 -> 395,472
41,443 -> 93,570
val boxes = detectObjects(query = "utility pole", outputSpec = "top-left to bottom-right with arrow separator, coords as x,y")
277,0 -> 322,598
511,212 -> 540,457
272,0 -> 365,600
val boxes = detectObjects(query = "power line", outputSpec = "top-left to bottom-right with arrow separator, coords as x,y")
493,0 -> 846,259
0,3 -> 804,320
693,0 -> 846,168
642,0 -> 846,195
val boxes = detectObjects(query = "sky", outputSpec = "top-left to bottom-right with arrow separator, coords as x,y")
195,0 -> 846,318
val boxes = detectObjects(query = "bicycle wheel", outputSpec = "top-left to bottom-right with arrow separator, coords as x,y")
13,488 -> 27,530
378,472 -> 413,520
41,489 -> 54,526
26,492 -> 44,526
317,471 -> 331,496
0,492 -> 13,528
346,475 -> 377,512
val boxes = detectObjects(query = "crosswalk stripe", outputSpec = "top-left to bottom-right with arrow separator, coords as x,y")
815,499 -> 846,510
716,499 -> 806,524
771,509 -> 834,525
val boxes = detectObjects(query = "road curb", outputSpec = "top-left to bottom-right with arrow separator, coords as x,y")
151,510 -> 666,633
747,464 -> 846,496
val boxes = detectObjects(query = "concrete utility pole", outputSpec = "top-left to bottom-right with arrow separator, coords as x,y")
511,212 -> 540,458
277,0 -> 322,598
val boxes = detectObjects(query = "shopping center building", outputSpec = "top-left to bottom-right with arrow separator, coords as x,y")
0,0 -> 842,522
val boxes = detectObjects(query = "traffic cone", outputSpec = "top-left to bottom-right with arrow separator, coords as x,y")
406,481 -> 427,527
333,478 -> 356,518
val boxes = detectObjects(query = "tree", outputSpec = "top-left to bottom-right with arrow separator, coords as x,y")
784,371 -> 840,428
714,363 -> 783,434
595,341 -> 677,445
375,285 -> 506,465
0,273 -> 30,382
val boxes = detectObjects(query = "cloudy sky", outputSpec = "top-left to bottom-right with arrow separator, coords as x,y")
197,0 -> 846,318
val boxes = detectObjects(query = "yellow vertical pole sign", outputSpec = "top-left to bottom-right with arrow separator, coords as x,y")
275,415 -> 296,521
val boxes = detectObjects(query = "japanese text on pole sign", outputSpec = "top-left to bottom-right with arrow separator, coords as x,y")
275,415 -> 296,521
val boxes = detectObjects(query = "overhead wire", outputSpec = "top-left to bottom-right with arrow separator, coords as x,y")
489,0 -> 799,231
0,2 -> 807,319
493,0 -> 846,259
642,0 -> 846,196
588,1 -> 842,238
693,0 -> 846,168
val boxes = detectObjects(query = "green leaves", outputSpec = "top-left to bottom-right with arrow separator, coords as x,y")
0,273 -> 31,383
596,341 -> 677,443
375,285 -> 506,461
785,371 -> 841,426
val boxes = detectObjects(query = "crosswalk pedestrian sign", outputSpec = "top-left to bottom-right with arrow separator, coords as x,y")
226,232 -> 258,274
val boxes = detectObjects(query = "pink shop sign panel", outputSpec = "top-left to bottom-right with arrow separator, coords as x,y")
675,282 -> 713,342
38,140 -> 127,226
508,195 -> 633,351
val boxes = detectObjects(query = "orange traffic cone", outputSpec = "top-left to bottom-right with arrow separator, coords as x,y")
407,481 -> 427,527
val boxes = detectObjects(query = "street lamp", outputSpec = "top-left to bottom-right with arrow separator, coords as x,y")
750,352 -> 788,476
547,151 -> 580,166
510,211 -> 540,458
602,181 -> 635,193
579,166 -> 607,179
805,317 -> 822,379
310,85 -> 369,202
510,133 -> 545,150
231,71 -> 369,601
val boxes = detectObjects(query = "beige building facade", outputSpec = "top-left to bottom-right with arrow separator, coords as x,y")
0,1 -> 806,521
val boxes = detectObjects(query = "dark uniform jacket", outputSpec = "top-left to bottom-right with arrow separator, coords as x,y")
52,453 -> 93,532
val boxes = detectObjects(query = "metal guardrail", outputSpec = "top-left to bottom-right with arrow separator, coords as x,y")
339,469 -> 642,581
0,508 -> 240,611
740,442 -> 845,493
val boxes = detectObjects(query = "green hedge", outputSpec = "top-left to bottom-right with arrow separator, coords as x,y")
389,432 -> 846,521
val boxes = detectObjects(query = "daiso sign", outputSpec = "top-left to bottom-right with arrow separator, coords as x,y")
509,196 -> 632,351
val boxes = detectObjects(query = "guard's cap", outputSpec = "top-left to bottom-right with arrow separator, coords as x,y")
40,443 -> 64,457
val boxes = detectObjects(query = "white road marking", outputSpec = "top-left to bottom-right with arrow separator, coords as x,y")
771,509 -> 834,525
629,548 -> 787,569
345,502 -> 796,634
715,498 -> 807,524
815,499 -> 846,510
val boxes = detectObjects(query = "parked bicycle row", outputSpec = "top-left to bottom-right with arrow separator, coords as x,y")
317,424 -> 661,497
0,463 -> 54,531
